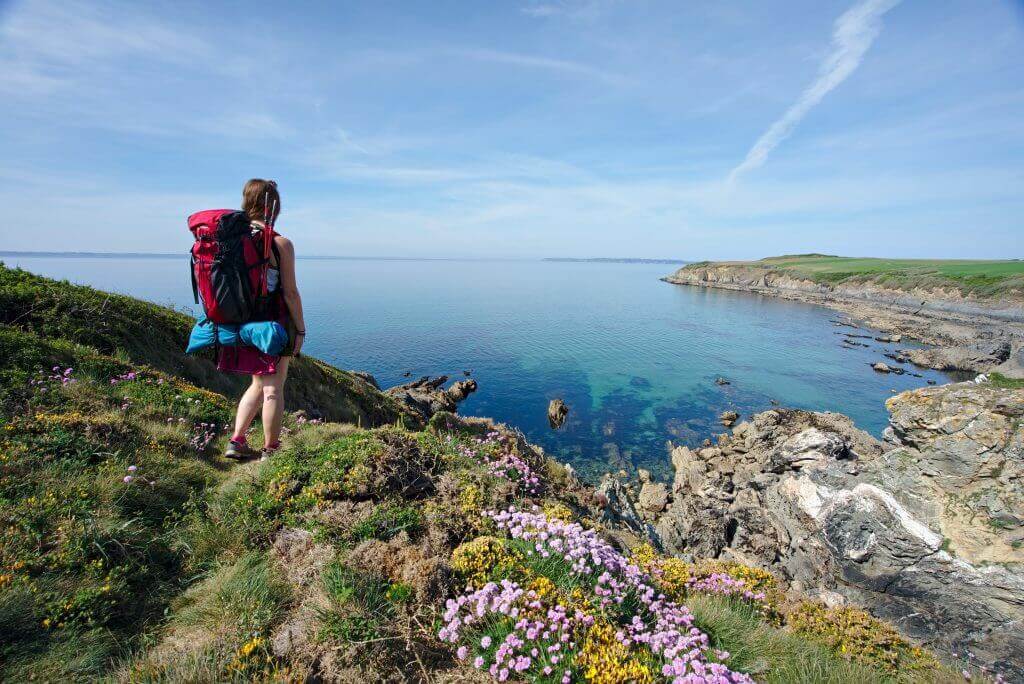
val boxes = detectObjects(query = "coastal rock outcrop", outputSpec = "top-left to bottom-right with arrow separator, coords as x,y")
718,410 -> 739,427
548,398 -> 569,429
637,380 -> 1024,679
900,339 -> 1012,373
385,376 -> 478,421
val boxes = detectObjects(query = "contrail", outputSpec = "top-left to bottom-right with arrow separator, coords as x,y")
728,0 -> 902,183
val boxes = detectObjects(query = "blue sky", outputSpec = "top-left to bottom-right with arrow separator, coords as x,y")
1,0 -> 1022,259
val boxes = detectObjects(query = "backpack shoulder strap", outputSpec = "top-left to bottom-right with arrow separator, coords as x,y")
189,252 -> 199,304
270,238 -> 282,267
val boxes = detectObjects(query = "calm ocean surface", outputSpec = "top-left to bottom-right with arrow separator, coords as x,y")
6,256 -> 951,480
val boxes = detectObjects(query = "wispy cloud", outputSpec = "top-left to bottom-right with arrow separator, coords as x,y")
447,47 -> 624,84
727,0 -> 902,183
520,0 -> 618,21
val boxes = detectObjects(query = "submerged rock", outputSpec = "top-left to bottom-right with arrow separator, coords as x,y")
548,398 -> 569,429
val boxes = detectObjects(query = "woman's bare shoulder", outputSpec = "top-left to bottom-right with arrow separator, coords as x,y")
273,235 -> 294,253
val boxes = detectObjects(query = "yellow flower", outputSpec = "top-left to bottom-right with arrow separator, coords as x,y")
542,501 -> 574,522
787,601 -> 938,672
579,621 -> 652,684
450,536 -> 525,588
527,575 -> 556,601
458,483 -> 484,516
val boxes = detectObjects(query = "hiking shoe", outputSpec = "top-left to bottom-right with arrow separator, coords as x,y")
260,442 -> 282,461
225,439 -> 257,460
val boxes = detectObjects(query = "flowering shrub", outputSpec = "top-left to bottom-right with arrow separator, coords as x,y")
451,536 -> 526,588
440,508 -> 753,683
542,501 -> 575,523
643,555 -> 782,622
451,431 -> 542,497
29,366 -> 76,391
188,422 -> 219,452
786,601 -> 937,673
110,370 -> 140,385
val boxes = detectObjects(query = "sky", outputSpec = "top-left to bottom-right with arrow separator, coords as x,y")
0,0 -> 1022,260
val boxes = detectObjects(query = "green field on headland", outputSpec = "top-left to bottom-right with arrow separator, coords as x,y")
687,254 -> 1024,298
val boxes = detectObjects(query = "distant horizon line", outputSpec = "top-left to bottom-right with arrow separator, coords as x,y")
0,250 -> 691,264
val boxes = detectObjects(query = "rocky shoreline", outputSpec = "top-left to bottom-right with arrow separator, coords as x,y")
663,264 -> 1024,377
599,378 -> 1024,680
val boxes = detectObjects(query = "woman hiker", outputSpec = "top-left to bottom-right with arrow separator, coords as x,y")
224,179 -> 306,459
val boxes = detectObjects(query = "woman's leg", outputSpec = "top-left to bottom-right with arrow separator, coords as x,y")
260,358 -> 290,449
233,375 -> 264,442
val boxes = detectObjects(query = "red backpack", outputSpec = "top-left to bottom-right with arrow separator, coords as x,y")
188,209 -> 278,324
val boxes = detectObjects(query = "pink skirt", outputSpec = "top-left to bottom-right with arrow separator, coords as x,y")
217,345 -> 279,376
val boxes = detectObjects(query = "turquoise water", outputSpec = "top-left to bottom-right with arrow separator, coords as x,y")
5,256 -> 951,480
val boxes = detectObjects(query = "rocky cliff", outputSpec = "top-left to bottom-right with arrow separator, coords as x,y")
625,379 -> 1024,679
665,262 -> 1024,322
664,262 -> 1024,376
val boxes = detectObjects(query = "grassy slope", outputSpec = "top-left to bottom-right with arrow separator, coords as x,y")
0,267 -> 970,682
0,265 -> 408,426
684,254 -> 1024,300
0,265 -> 414,679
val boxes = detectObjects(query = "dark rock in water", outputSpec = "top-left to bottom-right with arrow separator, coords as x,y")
714,377 -> 731,386
719,410 -> 740,427
385,375 -> 476,421
884,351 -> 909,364
548,398 -> 569,429
462,369 -> 472,376
872,362 -> 893,373
927,379 -> 937,385
402,371 -> 412,377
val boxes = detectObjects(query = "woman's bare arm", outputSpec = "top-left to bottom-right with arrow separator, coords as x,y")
275,236 -> 306,355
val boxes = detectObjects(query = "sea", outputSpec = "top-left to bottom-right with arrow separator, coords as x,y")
4,255 -> 953,481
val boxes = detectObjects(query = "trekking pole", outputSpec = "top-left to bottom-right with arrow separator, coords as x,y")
260,191 -> 271,295
267,198 -> 277,287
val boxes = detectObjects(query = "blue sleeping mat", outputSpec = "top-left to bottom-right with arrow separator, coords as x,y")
186,319 -> 288,355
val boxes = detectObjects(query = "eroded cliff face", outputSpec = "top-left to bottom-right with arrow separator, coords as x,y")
664,264 -> 1024,323
664,264 -> 1024,376
627,380 -> 1024,679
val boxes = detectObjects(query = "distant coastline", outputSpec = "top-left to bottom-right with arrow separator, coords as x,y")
544,257 -> 689,264
3,251 -> 690,264
1,250 -> 181,259
1,251 -> 531,262
663,254 -> 1024,377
